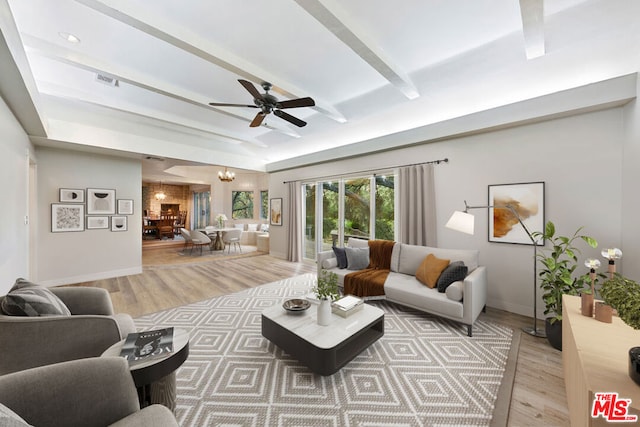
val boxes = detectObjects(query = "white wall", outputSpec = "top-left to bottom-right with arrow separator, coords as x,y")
622,74 -> 640,279
269,107 -> 626,318
35,147 -> 142,286
0,97 -> 33,294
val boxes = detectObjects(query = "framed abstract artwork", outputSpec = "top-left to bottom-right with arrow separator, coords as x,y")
270,198 -> 282,226
87,216 -> 109,230
117,199 -> 134,215
488,182 -> 545,245
51,204 -> 85,232
59,188 -> 84,203
87,188 -> 116,214
111,216 -> 127,232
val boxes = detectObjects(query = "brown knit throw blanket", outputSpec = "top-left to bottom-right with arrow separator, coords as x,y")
344,240 -> 395,297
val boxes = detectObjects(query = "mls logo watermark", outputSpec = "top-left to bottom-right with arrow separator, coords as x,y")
592,392 -> 638,422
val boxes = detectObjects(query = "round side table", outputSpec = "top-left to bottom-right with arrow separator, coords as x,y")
102,328 -> 189,412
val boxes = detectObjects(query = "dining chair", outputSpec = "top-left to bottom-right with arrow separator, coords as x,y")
180,228 -> 193,252
190,230 -> 212,255
222,228 -> 242,254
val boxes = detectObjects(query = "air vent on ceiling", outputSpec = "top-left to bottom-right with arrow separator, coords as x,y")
145,156 -> 165,161
95,73 -> 118,87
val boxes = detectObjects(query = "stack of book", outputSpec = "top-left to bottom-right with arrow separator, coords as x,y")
332,295 -> 364,318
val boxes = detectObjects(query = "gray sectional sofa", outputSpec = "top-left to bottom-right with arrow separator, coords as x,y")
317,238 -> 487,336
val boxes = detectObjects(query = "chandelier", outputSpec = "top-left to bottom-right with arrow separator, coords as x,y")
154,182 -> 166,200
218,167 -> 235,182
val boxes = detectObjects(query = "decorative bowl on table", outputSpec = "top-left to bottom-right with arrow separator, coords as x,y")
282,298 -> 310,313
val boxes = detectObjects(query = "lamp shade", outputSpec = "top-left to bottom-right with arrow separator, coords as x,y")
445,211 -> 475,235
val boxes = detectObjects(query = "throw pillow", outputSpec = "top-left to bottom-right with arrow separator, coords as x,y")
445,281 -> 464,301
436,261 -> 468,293
322,258 -> 338,269
332,246 -> 348,269
247,223 -> 258,231
346,247 -> 370,270
415,254 -> 450,288
1,278 -> 71,317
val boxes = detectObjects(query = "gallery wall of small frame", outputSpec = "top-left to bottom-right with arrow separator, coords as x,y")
52,188 -> 133,233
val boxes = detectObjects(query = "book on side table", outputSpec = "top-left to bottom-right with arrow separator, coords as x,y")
119,327 -> 174,365
332,295 -> 364,318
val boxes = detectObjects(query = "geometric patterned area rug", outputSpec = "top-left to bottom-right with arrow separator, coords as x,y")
134,274 -> 516,426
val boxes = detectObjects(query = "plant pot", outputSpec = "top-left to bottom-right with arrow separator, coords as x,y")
595,301 -> 613,323
581,293 -> 594,317
317,299 -> 332,326
545,318 -> 562,351
629,347 -> 640,386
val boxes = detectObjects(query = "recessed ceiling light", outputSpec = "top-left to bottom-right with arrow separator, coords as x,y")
58,32 -> 80,44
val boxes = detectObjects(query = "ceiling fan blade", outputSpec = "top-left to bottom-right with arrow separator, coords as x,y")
274,109 -> 307,127
238,79 -> 265,101
276,97 -> 315,109
250,112 -> 266,127
209,102 -> 258,108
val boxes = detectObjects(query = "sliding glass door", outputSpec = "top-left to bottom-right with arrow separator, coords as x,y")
303,173 -> 395,261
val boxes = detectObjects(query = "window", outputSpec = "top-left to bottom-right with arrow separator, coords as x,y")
232,191 -> 254,219
260,190 -> 269,220
193,191 -> 210,229
303,173 -> 395,261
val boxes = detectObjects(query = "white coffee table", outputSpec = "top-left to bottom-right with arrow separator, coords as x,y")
261,302 -> 384,375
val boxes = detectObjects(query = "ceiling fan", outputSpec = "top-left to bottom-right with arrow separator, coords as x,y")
209,79 -> 315,128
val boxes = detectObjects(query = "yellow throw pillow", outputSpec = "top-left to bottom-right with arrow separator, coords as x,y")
415,254 -> 450,288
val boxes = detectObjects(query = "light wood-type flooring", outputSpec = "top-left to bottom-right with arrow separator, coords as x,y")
74,244 -> 569,426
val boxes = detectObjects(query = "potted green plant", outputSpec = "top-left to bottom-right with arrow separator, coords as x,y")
600,274 -> 640,385
532,221 -> 598,350
313,270 -> 340,325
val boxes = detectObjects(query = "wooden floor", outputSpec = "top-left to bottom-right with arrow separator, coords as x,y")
75,244 -> 569,426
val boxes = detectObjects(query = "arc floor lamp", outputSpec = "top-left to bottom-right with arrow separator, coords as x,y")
445,201 -> 546,338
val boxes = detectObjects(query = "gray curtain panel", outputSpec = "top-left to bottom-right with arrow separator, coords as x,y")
398,164 -> 437,246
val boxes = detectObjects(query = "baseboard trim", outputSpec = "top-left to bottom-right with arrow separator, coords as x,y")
37,266 -> 143,287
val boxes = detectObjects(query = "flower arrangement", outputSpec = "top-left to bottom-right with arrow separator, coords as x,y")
215,213 -> 227,228
313,270 -> 340,301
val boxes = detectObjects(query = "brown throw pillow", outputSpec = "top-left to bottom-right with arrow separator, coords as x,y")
415,254 -> 450,288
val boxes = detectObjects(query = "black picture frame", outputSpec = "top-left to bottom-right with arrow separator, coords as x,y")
270,198 -> 282,226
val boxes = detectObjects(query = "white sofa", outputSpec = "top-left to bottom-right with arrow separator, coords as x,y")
232,223 -> 269,245
317,238 -> 487,336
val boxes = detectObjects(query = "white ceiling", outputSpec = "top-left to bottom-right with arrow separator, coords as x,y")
2,0 -> 640,181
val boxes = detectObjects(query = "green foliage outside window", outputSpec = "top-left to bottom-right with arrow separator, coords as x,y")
260,190 -> 268,219
232,191 -> 254,219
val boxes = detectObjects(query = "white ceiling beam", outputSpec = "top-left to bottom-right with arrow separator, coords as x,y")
22,34 -> 301,140
72,0 -> 346,124
519,0 -> 545,59
294,0 -> 419,100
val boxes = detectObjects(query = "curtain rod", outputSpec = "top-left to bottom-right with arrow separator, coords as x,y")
282,158 -> 448,184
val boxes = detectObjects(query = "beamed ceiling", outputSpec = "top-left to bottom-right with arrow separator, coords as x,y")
1,0 -> 639,184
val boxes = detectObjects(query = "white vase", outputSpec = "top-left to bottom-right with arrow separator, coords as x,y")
317,299 -> 332,326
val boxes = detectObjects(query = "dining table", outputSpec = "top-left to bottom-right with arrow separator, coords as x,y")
201,227 -> 236,251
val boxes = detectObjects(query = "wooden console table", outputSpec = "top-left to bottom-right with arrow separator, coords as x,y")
562,294 -> 640,426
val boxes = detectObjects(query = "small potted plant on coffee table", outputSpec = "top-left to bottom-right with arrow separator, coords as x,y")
313,270 -> 339,326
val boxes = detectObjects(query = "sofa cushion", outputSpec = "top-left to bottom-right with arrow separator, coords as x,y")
397,244 -> 479,274
1,278 -> 71,317
322,258 -> 338,269
346,247 -> 370,270
247,223 -> 258,231
384,272 -> 464,319
437,261 -> 468,293
415,254 -> 450,288
445,281 -> 464,301
332,246 -> 348,269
